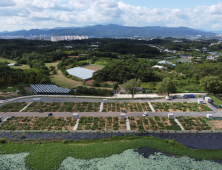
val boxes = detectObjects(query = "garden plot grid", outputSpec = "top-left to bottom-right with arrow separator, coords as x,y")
23,102 -> 101,112
177,116 -> 212,130
151,102 -> 212,112
128,116 -> 181,131
0,102 -> 27,112
0,117 -> 77,131
102,102 -> 152,112
77,117 -> 126,131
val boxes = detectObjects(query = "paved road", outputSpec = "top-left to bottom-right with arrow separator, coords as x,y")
10,97 -> 201,103
1,110 -> 221,117
1,97 -> 221,117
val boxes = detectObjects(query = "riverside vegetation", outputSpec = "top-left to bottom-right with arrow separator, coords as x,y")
1,135 -> 222,170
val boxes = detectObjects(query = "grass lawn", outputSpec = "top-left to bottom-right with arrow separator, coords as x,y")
1,136 -> 222,170
210,95 -> 222,106
0,57 -> 15,63
11,65 -> 30,70
46,62 -> 82,88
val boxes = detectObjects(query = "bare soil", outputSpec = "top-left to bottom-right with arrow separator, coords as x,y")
209,120 -> 222,129
81,64 -> 103,71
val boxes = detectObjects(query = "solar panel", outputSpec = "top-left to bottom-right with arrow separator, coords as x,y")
31,84 -> 71,95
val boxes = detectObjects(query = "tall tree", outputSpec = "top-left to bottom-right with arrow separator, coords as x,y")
200,76 -> 222,94
158,78 -> 177,96
124,79 -> 142,98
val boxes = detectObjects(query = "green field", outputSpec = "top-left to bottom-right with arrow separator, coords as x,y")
0,57 -> 15,63
11,65 -> 30,70
1,136 -> 222,170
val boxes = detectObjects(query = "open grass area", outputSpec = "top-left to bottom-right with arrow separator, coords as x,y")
1,136 -> 222,170
11,65 -> 30,70
78,116 -> 126,130
0,57 -> 15,63
210,95 -> 222,106
46,62 -> 82,88
151,102 -> 212,112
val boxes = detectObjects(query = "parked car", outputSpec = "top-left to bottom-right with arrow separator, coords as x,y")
143,112 -> 148,116
46,113 -> 53,117
165,96 -> 172,100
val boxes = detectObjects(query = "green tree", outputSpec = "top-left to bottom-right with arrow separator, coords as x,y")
158,78 -> 177,96
50,66 -> 55,71
200,76 -> 222,94
40,74 -> 51,84
124,79 -> 142,98
114,83 -> 119,94
52,70 -> 57,75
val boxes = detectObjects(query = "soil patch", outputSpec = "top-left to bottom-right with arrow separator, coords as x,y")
81,64 -> 103,71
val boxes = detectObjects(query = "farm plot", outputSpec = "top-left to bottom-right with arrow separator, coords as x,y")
208,119 -> 222,130
128,116 -> 181,131
151,102 -> 212,112
24,102 -> 100,112
0,116 -> 77,130
0,102 -> 27,112
102,102 -> 152,112
177,116 -> 211,130
81,64 -> 103,71
77,117 -> 126,131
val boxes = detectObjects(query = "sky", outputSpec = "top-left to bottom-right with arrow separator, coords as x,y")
0,0 -> 222,32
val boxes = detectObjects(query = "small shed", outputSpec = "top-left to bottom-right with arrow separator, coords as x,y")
103,99 -> 107,103
198,100 -> 203,104
168,113 -> 174,119
206,114 -> 213,119
205,97 -> 212,102
33,98 -> 41,103
120,114 -> 125,119
73,113 -> 79,119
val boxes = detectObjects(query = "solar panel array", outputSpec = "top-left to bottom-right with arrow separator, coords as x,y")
66,67 -> 95,80
31,84 -> 71,94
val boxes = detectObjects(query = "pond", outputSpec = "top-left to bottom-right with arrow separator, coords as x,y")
135,147 -> 222,165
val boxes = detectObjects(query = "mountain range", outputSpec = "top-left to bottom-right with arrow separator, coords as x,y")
0,24 -> 216,38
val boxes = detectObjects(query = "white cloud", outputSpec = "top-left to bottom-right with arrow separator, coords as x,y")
1,0 -> 222,32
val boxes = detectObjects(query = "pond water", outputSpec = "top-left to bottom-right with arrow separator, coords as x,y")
1,132 -> 222,149
135,147 -> 222,165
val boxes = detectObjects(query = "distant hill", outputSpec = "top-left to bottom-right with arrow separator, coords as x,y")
0,24 -> 216,37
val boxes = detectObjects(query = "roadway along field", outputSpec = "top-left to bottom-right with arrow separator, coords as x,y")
12,97 -> 201,103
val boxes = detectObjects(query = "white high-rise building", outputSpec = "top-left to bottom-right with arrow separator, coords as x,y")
51,35 -> 88,42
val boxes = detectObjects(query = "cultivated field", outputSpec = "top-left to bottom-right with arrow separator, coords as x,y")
0,102 -> 27,112
102,102 -> 152,112
23,102 -> 100,112
129,116 -> 181,131
151,102 -> 212,112
77,116 -> 126,130
177,116 -> 212,130
0,116 -> 77,130
81,64 -> 103,71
